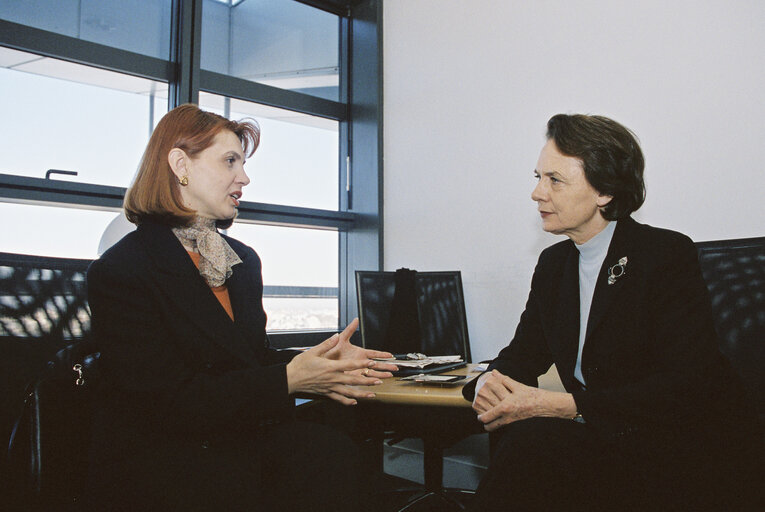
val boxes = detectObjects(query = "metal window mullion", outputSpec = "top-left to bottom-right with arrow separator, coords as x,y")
263,285 -> 338,299
338,12 -> 351,327
342,0 -> 383,326
0,19 -> 170,81
234,202 -> 354,230
199,70 -> 347,121
170,0 -> 202,107
0,174 -> 355,230
293,0 -> 350,17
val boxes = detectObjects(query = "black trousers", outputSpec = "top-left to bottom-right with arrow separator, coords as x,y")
85,420 -> 360,512
258,420 -> 361,511
468,417 -> 762,512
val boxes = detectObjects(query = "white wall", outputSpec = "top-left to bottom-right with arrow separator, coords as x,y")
383,0 -> 765,364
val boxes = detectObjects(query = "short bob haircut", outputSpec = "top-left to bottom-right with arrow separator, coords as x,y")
546,114 -> 645,221
124,103 -> 260,229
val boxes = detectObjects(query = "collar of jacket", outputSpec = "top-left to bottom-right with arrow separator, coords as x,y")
551,216 -> 641,383
135,220 -> 262,365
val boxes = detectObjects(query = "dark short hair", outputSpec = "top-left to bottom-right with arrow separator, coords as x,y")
124,103 -> 260,229
546,114 -> 645,220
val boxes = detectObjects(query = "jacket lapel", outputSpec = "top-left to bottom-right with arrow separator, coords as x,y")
584,217 -> 638,343
136,222 -> 258,364
551,243 -> 581,385
225,242 -> 267,353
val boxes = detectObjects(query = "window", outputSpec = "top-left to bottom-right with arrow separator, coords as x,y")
0,47 -> 167,187
0,0 -> 382,342
0,0 -> 173,59
0,203 -> 118,259
201,0 -> 339,101
227,223 -> 339,331
199,94 -> 339,210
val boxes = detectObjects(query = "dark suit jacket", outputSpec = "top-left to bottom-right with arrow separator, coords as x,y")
85,220 -> 300,509
464,217 -> 754,442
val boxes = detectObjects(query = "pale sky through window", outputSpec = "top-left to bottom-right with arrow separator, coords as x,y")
0,58 -> 340,330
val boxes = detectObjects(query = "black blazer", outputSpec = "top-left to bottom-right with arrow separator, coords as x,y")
86,221 -> 299,508
464,217 -> 754,440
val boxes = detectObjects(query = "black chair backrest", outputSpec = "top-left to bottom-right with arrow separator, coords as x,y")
696,237 -> 765,416
0,252 -> 94,510
0,252 -> 91,341
355,269 -> 471,362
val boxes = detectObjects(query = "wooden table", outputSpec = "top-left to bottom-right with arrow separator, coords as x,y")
357,363 -> 483,407
354,364 -> 485,493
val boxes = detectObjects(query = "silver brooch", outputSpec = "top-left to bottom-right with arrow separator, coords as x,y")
607,256 -> 628,285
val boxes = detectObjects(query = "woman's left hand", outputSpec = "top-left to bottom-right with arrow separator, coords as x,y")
474,370 -> 577,431
323,318 -> 398,378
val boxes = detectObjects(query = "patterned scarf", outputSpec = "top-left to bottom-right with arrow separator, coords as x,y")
172,217 -> 241,287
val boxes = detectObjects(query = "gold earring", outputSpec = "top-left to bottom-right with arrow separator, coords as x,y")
179,175 -> 189,186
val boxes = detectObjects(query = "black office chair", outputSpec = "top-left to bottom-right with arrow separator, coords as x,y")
356,269 -> 471,361
356,268 -> 477,511
0,252 -> 97,511
696,236 -> 765,423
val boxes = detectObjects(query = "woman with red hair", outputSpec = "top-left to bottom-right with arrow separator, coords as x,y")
86,104 -> 396,510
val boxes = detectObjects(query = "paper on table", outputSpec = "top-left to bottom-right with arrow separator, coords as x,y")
373,355 -> 463,369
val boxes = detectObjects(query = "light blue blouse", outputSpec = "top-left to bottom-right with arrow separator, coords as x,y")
573,221 -> 616,386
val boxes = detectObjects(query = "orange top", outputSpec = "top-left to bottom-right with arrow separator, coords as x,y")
187,251 -> 234,321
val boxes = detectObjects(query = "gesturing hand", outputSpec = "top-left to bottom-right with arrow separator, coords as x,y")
323,318 -> 398,379
286,327 -> 391,406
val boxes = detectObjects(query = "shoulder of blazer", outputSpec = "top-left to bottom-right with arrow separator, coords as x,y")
90,227 -> 150,278
526,217 -> 696,294
91,221 -> 200,283
533,237 -> 576,287
611,217 -> 697,268
538,237 -> 575,265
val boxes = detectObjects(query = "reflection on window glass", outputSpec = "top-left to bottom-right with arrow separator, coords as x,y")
201,0 -> 340,101
226,222 -> 338,331
199,93 -> 339,210
0,47 -> 167,187
0,0 -> 173,59
263,298 -> 338,332
0,202 -> 120,259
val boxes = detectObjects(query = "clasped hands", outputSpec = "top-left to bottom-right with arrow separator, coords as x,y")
286,318 -> 398,406
472,370 -> 577,431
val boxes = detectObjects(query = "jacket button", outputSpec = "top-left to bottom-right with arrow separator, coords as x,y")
201,440 -> 209,449
205,363 -> 213,369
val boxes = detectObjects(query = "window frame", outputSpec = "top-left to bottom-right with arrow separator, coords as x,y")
0,0 -> 382,347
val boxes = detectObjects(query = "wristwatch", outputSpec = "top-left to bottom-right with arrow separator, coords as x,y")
572,412 -> 585,423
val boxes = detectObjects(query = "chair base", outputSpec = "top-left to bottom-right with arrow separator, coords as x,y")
374,487 -> 475,512
401,488 -> 475,511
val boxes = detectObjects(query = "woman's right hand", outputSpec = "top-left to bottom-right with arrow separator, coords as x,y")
285,334 -> 386,405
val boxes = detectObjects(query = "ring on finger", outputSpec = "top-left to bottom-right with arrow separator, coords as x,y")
363,368 -> 370,376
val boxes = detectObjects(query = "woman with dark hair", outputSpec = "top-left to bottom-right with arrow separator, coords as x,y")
86,104 -> 396,510
464,114 -> 761,511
